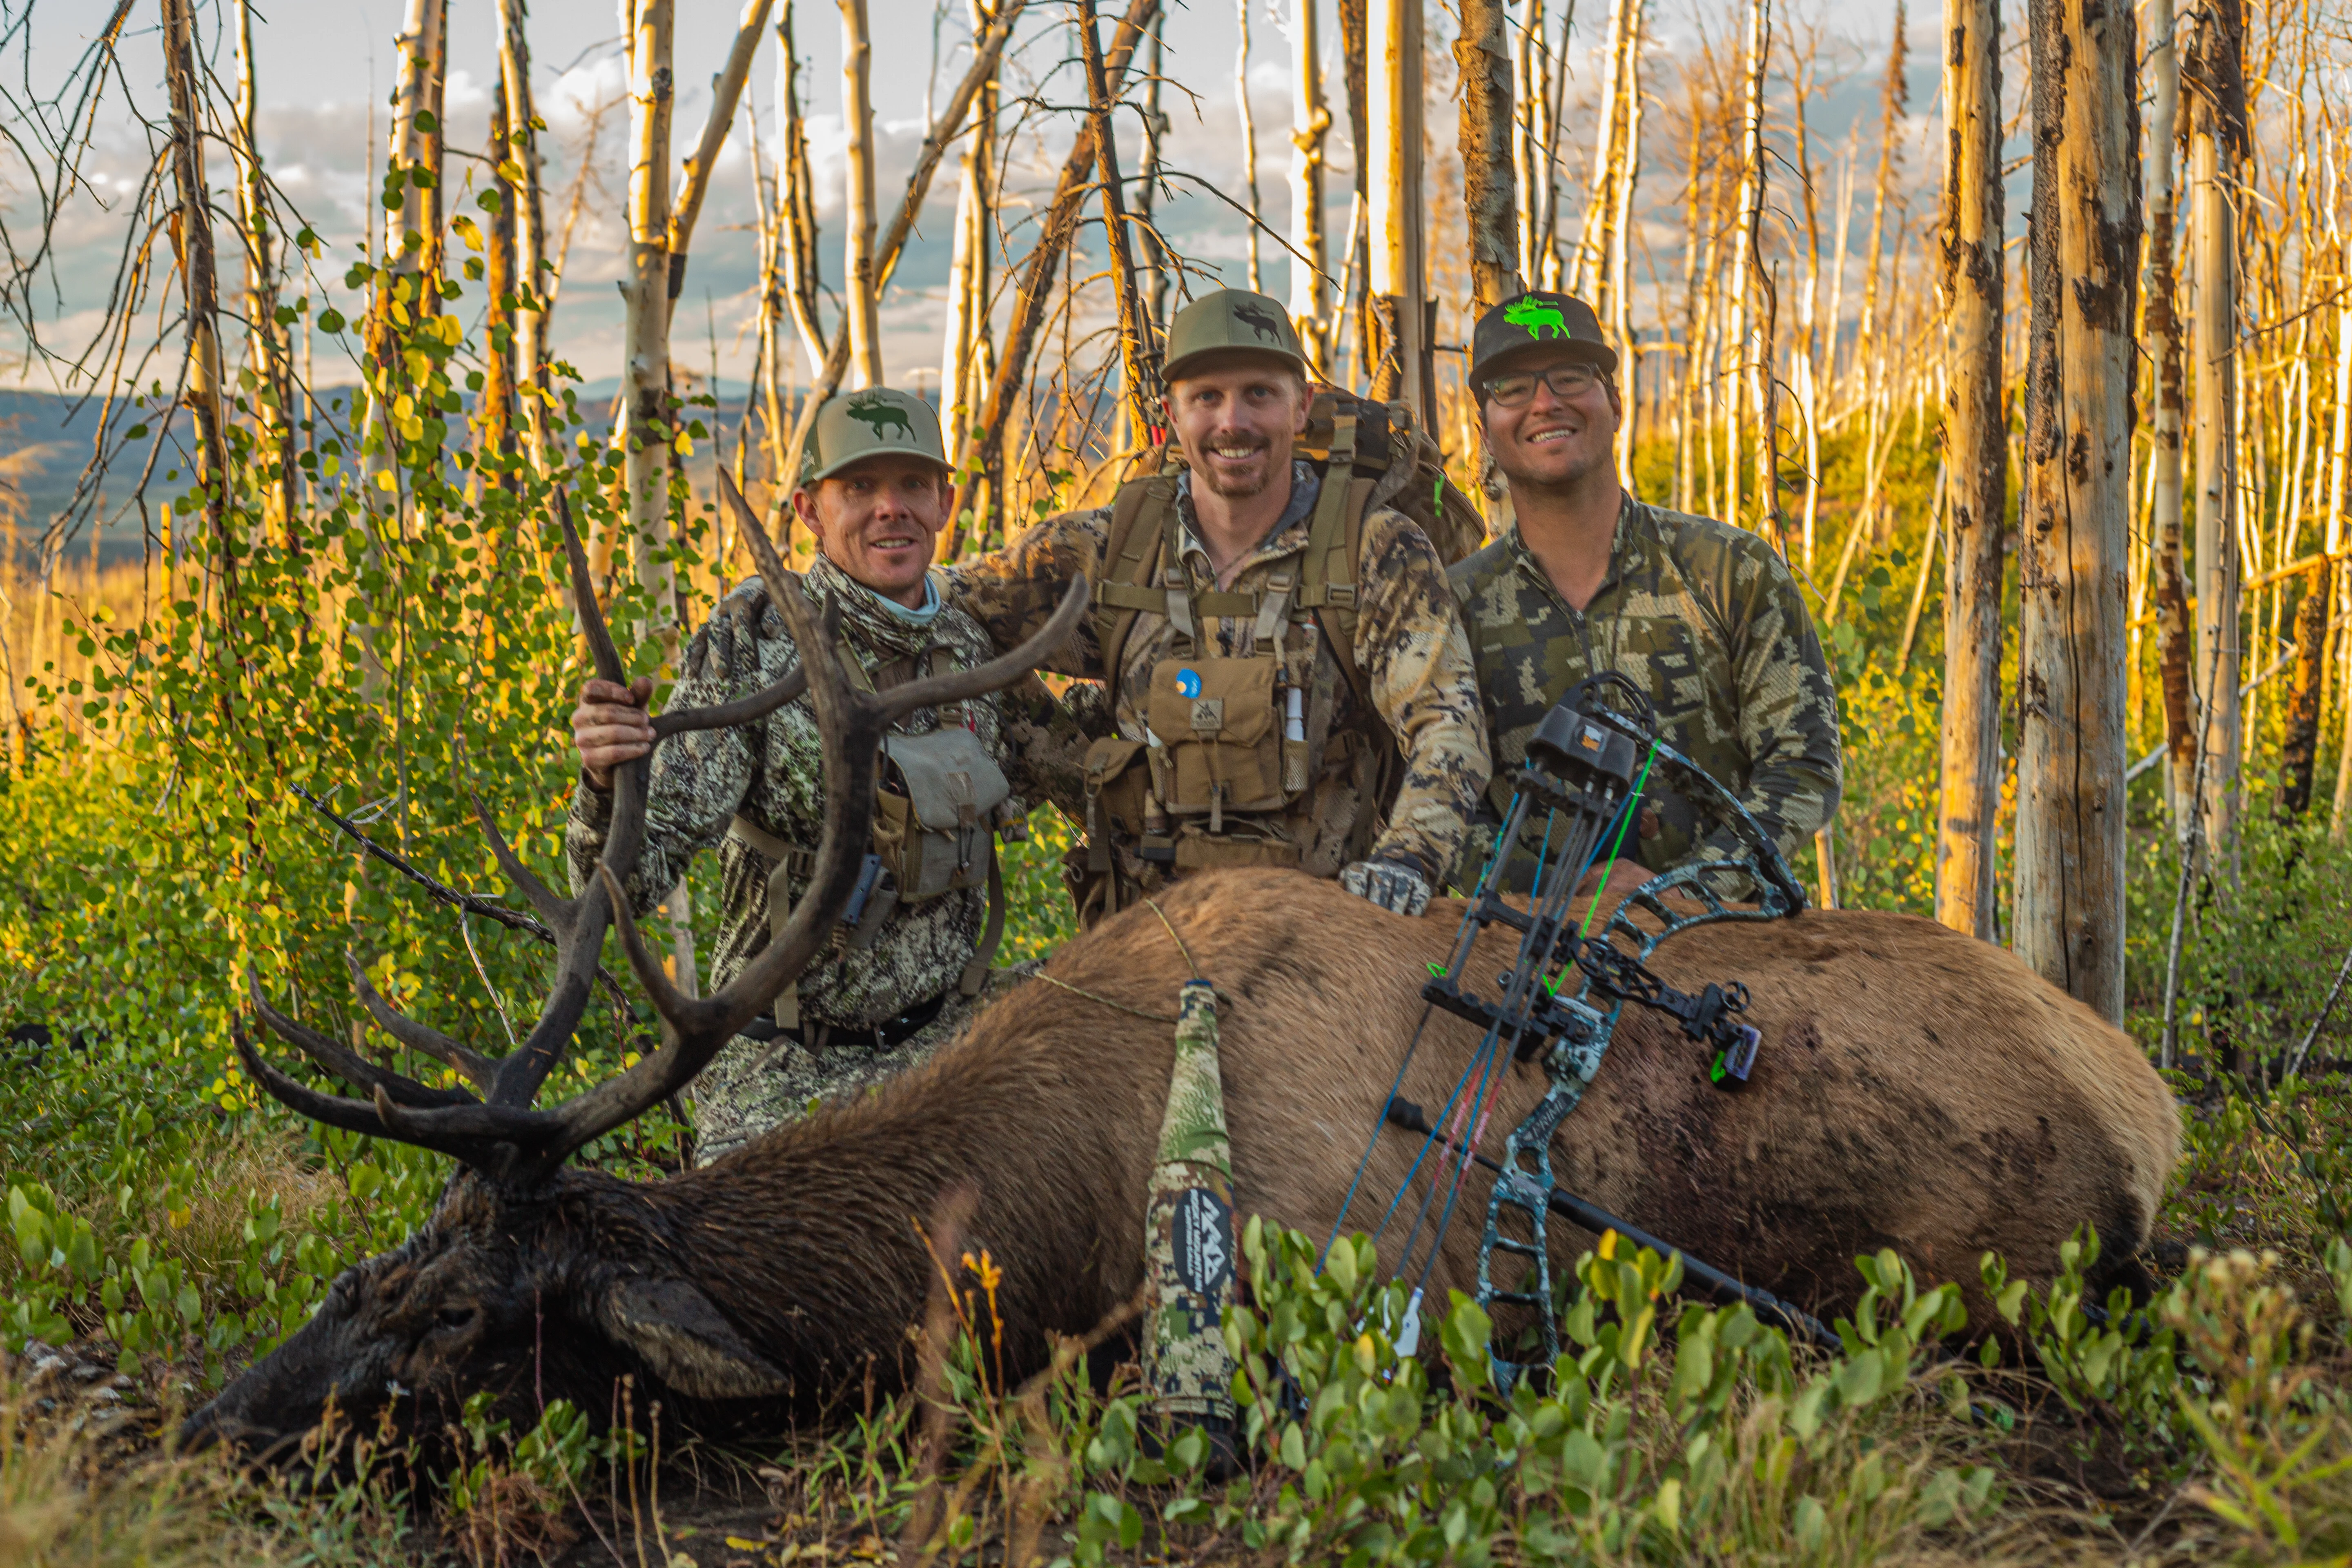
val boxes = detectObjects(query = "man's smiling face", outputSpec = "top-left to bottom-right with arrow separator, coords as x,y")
1479,350 -> 1622,491
1163,355 -> 1312,501
795,455 -> 949,606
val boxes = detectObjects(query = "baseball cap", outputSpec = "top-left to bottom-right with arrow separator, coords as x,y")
1468,292 -> 1618,392
798,387 -> 951,486
1160,288 -> 1310,383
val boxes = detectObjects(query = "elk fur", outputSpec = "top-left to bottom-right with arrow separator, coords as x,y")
189,868 -> 2179,1452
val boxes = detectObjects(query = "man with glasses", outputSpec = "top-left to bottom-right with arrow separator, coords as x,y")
1450,291 -> 1841,892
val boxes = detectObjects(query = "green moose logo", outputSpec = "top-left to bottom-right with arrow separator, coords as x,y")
845,394 -> 915,441
1504,298 -> 1569,340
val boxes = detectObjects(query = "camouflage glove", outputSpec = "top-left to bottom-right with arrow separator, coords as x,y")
1341,858 -> 1434,917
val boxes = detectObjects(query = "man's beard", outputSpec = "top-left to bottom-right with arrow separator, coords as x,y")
1196,435 -> 1276,499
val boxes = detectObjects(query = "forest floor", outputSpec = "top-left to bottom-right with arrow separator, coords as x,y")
8,1060 -> 2352,1568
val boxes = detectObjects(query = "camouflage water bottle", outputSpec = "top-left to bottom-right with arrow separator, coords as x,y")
1140,979 -> 1238,1426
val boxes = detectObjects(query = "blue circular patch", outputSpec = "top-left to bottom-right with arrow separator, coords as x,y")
1176,668 -> 1202,699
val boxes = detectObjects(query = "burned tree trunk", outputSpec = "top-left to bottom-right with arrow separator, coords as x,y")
1934,0 -> 2006,940
2012,0 -> 2140,1021
2282,568 -> 2330,816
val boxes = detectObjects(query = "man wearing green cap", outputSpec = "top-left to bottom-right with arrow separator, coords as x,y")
566,387 -> 1094,1161
944,287 -> 1489,923
1450,291 -> 1841,891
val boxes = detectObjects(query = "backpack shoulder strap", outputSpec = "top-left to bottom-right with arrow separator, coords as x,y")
1092,474 -> 1178,696
1296,408 -> 1374,709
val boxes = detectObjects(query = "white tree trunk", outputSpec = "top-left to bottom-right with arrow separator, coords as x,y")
1287,0 -> 1330,370
840,0 -> 881,386
2190,84 -> 2240,866
623,0 -> 678,618
494,0 -> 551,470
1368,0 -> 1428,419
941,0 -> 999,472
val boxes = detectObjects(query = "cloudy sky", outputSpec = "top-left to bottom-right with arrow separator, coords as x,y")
4,0 -> 1914,402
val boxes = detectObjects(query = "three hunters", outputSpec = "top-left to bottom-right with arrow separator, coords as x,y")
568,286 -> 1842,1456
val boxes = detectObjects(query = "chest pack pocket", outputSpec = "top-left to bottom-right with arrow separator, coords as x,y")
1143,655 -> 1292,829
876,723 -> 1011,903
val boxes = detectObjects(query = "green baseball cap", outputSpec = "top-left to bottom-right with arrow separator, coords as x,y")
798,386 -> 951,487
1468,291 -> 1617,390
1160,288 -> 1309,383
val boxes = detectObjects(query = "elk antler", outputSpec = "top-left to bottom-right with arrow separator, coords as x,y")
240,484 -> 1086,1188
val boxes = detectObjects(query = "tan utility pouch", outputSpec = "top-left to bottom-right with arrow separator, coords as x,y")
875,724 -> 1010,904
1171,829 -> 1302,873
1068,736 -> 1151,931
1145,655 -> 1286,821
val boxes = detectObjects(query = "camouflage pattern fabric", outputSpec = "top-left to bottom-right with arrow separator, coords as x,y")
566,554 -> 1096,1149
1448,496 -> 1842,881
1140,980 -> 1238,1424
943,463 -> 1490,887
691,961 -> 1039,1164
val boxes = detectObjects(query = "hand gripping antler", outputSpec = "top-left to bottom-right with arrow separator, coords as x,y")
239,484 -> 1085,1188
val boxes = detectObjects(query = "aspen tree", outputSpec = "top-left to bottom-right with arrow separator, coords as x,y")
2187,0 -> 2245,866
942,0 -> 1001,473
2012,0 -> 2140,1020
1078,0 -> 1161,452
2329,165 -> 2352,836
942,0 -> 1160,548
1721,0 -> 1769,531
1788,30 -> 1825,566
229,0 -> 294,537
1512,0 -> 1545,285
480,78 -> 519,482
669,0 -> 777,322
840,0 -> 881,385
494,0 -> 551,468
1138,15 -> 1172,332
620,0 -> 679,621
366,0 -> 445,488
775,1 -> 829,378
1236,0 -> 1263,294
1457,0 -> 1521,310
1856,6 -> 1907,395
1935,0 -> 2005,940
160,0 -> 229,586
1288,0 -> 1331,368
1567,0 -> 1632,299
2145,0 -> 2195,826
1608,9 -> 1642,478
1368,0 -> 1429,419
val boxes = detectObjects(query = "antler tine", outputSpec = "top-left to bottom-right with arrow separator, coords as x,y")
875,577 -> 1089,722
523,572 -> 886,1170
248,978 -> 477,1109
343,953 -> 499,1092
552,486 -> 628,688
720,465 -> 802,631
466,786 -> 568,927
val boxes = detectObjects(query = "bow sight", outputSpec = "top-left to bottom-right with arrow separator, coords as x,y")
1327,674 -> 1812,1392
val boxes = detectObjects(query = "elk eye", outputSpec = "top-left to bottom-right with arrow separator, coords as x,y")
436,1306 -> 477,1331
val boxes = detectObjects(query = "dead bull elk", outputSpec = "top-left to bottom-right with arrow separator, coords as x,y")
187,527 -> 2181,1461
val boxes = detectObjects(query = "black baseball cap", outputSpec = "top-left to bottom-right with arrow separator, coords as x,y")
1468,291 -> 1617,393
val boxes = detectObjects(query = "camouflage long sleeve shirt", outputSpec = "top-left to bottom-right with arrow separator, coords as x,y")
942,464 -> 1490,884
565,553 -> 1096,1031
1448,495 -> 1841,878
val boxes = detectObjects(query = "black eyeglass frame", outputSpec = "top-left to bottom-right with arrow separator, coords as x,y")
1474,361 -> 1612,409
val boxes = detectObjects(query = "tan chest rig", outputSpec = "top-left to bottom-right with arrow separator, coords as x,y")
1076,407 -> 1395,926
729,633 -> 1017,1029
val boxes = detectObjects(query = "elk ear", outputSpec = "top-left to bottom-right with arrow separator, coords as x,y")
596,1277 -> 791,1401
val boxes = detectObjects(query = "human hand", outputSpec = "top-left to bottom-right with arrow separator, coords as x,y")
572,676 -> 654,791
1340,858 -> 1434,917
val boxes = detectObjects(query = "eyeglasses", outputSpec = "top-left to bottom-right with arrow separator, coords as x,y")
1480,362 -> 1603,408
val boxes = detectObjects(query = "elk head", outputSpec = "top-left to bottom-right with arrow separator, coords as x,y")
184,486 -> 1087,1462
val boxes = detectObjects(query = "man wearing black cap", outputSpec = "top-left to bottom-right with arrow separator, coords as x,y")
1450,291 -> 1841,889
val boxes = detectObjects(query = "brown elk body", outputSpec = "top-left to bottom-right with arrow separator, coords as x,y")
189,865 -> 2179,1457
187,479 -> 2178,1458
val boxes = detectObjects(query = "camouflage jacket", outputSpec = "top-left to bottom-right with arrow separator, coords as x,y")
943,463 -> 1490,884
566,553 -> 1096,1030
1448,495 -> 1841,878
